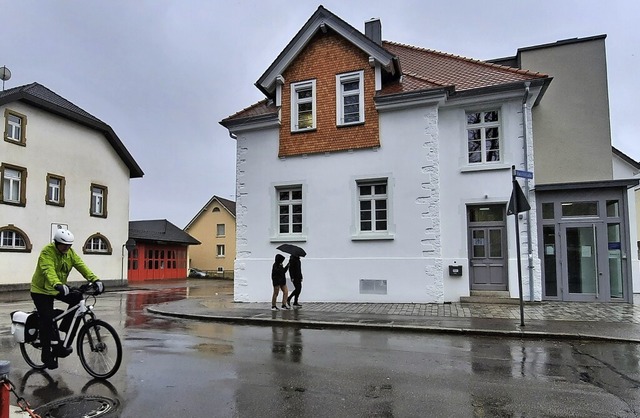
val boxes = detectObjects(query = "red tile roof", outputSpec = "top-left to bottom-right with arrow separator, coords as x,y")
223,39 -> 549,124
382,41 -> 547,94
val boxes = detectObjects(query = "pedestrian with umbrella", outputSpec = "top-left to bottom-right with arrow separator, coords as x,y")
277,244 -> 306,308
271,254 -> 290,310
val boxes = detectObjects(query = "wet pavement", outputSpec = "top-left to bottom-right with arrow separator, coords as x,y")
147,279 -> 640,343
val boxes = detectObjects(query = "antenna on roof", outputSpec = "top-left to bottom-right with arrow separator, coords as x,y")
0,66 -> 11,91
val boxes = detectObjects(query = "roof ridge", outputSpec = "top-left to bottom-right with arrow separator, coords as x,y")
383,40 -> 548,78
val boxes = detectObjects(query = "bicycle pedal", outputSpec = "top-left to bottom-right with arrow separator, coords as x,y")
53,346 -> 73,358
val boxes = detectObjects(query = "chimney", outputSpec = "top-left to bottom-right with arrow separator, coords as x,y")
365,18 -> 381,45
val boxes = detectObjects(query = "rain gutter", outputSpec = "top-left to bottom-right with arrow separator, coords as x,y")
522,82 -> 534,301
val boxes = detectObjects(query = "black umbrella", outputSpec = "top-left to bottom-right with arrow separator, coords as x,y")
276,243 -> 307,257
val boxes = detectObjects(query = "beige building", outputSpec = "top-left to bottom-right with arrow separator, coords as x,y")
492,35 -> 639,303
184,195 -> 236,276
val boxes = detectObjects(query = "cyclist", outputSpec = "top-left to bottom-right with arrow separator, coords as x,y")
30,228 -> 104,369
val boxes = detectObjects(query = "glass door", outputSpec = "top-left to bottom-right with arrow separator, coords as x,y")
560,223 -> 607,301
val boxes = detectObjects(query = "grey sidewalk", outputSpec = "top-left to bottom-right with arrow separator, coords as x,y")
147,290 -> 640,343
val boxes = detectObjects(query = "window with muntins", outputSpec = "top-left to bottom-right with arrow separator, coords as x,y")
336,71 -> 364,125
46,174 -> 65,206
0,225 -> 31,252
1,163 -> 27,206
466,110 -> 500,164
290,80 -> 316,132
358,180 -> 388,232
278,187 -> 303,235
4,109 -> 26,145
90,184 -> 108,218
217,244 -> 225,257
83,233 -> 112,254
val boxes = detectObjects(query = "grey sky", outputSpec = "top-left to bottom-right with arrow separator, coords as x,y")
5,0 -> 639,228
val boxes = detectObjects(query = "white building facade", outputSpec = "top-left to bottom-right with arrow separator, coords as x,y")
0,83 -> 143,288
222,7 -> 551,303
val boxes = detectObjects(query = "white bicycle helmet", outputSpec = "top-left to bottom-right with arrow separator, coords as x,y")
53,229 -> 74,245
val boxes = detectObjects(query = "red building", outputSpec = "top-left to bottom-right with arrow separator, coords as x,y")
128,219 -> 200,282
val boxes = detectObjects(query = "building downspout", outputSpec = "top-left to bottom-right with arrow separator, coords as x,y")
522,82 -> 534,301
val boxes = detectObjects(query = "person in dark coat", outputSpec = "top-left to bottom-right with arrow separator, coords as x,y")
271,254 -> 290,310
287,255 -> 303,307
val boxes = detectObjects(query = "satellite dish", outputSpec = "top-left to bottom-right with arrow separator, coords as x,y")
0,66 -> 10,81
0,66 -> 10,91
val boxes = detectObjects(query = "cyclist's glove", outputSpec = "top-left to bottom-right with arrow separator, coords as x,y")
94,280 -> 104,294
54,284 -> 70,296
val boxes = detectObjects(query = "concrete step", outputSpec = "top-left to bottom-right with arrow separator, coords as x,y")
461,290 -> 519,304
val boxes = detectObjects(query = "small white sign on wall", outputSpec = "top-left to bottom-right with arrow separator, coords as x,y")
50,223 -> 69,242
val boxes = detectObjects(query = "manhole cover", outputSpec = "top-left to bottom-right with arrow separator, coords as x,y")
35,395 -> 119,418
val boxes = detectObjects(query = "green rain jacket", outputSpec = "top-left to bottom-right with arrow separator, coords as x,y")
31,243 -> 98,295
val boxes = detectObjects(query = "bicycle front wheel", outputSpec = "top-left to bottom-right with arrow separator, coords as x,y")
20,341 -> 46,370
77,319 -> 122,379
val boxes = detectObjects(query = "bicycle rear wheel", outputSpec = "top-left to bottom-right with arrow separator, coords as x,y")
20,341 -> 46,369
77,319 -> 122,379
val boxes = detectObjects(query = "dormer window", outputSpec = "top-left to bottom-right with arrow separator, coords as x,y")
336,71 -> 364,126
291,80 -> 316,132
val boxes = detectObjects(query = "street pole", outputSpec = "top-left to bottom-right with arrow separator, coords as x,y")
512,166 -> 525,327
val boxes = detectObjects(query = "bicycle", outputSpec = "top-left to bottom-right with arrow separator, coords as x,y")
10,282 -> 122,379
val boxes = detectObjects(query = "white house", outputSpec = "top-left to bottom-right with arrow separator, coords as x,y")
0,82 -> 143,289
221,6 -> 550,303
221,6 -> 638,304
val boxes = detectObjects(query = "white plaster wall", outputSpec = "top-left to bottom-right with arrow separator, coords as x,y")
234,95 -> 540,303
438,99 -> 541,301
0,103 -> 131,286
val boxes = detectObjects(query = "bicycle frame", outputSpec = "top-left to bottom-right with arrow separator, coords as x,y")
53,296 -> 96,348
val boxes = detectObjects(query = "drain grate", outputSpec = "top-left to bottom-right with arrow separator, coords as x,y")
35,395 -> 119,418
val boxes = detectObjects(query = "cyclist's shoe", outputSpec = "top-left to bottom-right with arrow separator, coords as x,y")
42,350 -> 58,370
53,345 -> 73,358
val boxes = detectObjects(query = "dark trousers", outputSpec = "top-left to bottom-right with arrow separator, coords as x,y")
288,280 -> 302,304
31,291 -> 82,352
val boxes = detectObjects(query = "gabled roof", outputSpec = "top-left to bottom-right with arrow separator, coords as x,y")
184,195 -> 236,230
222,6 -> 551,129
255,5 -> 398,98
129,219 -> 200,245
0,82 -> 144,178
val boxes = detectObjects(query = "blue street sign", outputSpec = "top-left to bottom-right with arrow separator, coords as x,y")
515,170 -> 533,179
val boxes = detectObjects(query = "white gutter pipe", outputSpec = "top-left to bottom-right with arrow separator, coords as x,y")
521,82 -> 534,301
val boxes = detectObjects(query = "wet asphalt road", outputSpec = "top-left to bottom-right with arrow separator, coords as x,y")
1,280 -> 640,417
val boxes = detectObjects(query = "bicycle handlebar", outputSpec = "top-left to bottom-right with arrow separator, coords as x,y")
72,282 -> 102,296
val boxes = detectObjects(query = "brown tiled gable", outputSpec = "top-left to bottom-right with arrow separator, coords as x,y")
278,32 -> 380,157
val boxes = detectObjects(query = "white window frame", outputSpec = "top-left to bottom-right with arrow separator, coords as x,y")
352,177 -> 395,241
271,184 -> 307,242
46,174 -> 65,206
90,184 -> 107,217
336,70 -> 364,126
216,244 -> 225,257
3,167 -> 21,203
290,80 -> 316,132
4,109 -> 26,145
466,109 -> 501,164
7,114 -> 22,141
87,237 -> 108,252
0,229 -> 26,249
216,223 -> 225,237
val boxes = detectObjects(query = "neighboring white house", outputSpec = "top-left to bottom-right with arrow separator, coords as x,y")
0,82 -> 143,289
221,6 -> 551,303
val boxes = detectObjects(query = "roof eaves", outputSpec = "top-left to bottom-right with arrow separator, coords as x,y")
0,83 -> 144,178
612,146 -> 640,170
